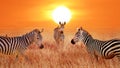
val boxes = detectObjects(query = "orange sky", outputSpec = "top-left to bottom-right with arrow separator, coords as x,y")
0,0 -> 120,36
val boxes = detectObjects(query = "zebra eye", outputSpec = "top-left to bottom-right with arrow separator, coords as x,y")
38,31 -> 40,34
37,37 -> 39,39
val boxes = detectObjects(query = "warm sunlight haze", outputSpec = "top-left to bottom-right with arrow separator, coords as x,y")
0,0 -> 120,68
52,6 -> 72,24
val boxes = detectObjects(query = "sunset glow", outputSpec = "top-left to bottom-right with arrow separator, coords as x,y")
0,0 -> 119,35
52,6 -> 72,24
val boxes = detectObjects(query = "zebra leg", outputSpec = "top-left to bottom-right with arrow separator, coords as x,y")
14,51 -> 19,62
14,54 -> 19,62
62,40 -> 64,45
93,52 -> 98,62
20,51 -> 29,61
94,54 -> 99,63
116,56 -> 120,66
117,55 -> 120,62
18,48 -> 29,61
55,40 -> 59,45
57,40 -> 60,45
86,48 -> 95,63
16,54 -> 18,59
87,51 -> 94,63
88,51 -> 98,63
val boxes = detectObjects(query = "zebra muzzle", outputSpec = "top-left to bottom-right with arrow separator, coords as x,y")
39,44 -> 44,49
60,31 -> 63,34
71,39 -> 75,44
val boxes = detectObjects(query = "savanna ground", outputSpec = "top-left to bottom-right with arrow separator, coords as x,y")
0,31 -> 120,68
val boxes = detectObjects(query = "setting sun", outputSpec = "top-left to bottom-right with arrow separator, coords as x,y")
52,6 -> 72,24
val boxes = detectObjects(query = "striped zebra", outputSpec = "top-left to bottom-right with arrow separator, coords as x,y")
0,29 -> 44,59
71,27 -> 120,61
54,22 -> 66,45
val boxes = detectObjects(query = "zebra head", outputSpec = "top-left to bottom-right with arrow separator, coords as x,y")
71,27 -> 87,44
59,21 -> 66,32
33,29 -> 44,49
59,22 -> 66,30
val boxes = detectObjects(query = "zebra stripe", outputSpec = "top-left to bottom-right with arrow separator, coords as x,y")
71,27 -> 120,61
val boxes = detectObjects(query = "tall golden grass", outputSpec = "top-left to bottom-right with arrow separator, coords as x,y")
0,40 -> 120,68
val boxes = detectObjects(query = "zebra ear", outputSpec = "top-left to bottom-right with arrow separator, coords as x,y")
64,22 -> 66,25
40,28 -> 44,33
78,28 -> 80,31
80,27 -> 83,30
77,28 -> 80,31
59,21 -> 61,25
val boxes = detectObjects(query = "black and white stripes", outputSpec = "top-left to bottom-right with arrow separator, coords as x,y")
71,27 -> 120,61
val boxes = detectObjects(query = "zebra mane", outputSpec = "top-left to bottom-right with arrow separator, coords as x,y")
20,29 -> 41,38
21,30 -> 36,38
82,28 -> 93,39
54,26 -> 60,31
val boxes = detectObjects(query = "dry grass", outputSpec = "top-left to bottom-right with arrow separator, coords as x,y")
0,40 -> 120,68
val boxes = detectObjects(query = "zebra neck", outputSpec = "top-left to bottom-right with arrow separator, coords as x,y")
83,35 -> 94,45
22,34 -> 34,47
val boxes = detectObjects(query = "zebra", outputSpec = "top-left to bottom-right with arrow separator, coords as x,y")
71,27 -> 120,61
0,29 -> 44,60
54,21 -> 66,45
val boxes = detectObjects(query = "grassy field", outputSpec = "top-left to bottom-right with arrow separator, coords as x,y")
0,40 -> 120,68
